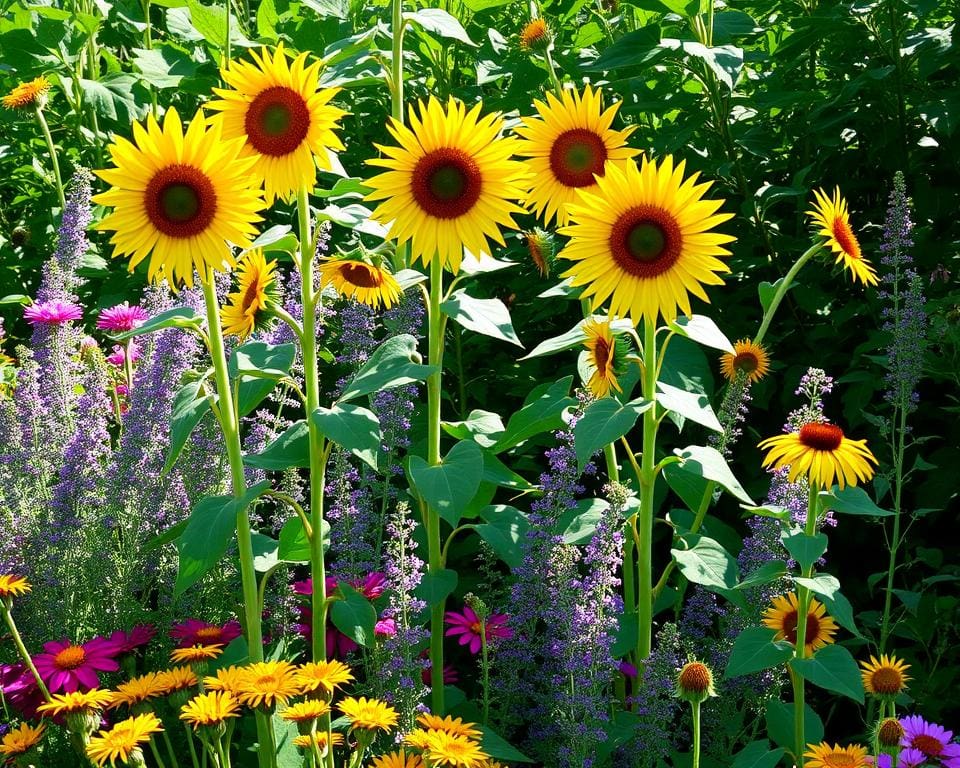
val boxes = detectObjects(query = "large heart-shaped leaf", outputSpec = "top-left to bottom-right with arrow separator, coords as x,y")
312,404 -> 382,472
408,440 -> 484,526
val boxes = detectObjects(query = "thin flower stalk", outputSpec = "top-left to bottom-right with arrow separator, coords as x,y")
753,242 -> 824,347
34,103 -> 66,209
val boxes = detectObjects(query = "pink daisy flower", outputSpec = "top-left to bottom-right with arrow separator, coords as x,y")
24,300 -> 82,325
420,653 -> 458,685
901,715 -> 960,760
444,605 -> 513,655
106,624 -> 156,655
375,618 -> 397,638
96,302 -> 149,332
105,342 -> 142,367
170,619 -> 242,648
33,636 -> 123,693
0,662 -> 45,719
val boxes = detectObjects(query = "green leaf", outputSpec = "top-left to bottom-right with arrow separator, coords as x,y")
476,506 -> 529,569
792,574 -> 860,637
256,0 -> 279,39
144,520 -> 188,552
228,342 -> 296,417
790,644 -> 864,703
277,517 -> 329,563
557,498 -> 610,546
312,404 -> 382,472
668,315 -> 735,354
339,335 -> 437,403
481,451 -> 535,491
244,421 -> 310,470
737,561 -> 788,590
781,529 -> 828,573
163,380 -> 211,474
0,295 -> 30,306
403,8 -> 476,46
657,381 -> 722,432
765,700 -> 823,754
249,225 -> 293,251
442,409 -> 505,448
330,584 -> 377,647
175,481 -> 271,597
824,486 -> 894,517
758,279 -> 791,314
79,74 -> 147,123
414,569 -> 458,608
251,533 -> 279,572
672,445 -> 754,505
408,441 -> 484,527
671,534 -> 739,591
131,46 -> 198,89
574,397 -> 652,472
725,627 -> 793,678
115,307 -> 201,339
731,741 -> 785,768
521,316 -> 634,360
585,24 -> 666,71
612,611 -> 638,657
440,290 -> 522,347
476,726 -> 534,763
492,376 -> 575,453
186,0 -> 251,47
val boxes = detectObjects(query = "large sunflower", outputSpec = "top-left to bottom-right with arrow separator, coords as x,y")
515,84 -> 638,227
759,421 -> 877,490
365,96 -> 528,274
803,742 -> 871,768
319,259 -> 402,309
860,653 -> 910,699
762,592 -> 838,656
808,187 -> 878,286
222,250 -> 278,339
94,108 -> 265,288
559,156 -> 734,326
582,318 -> 622,398
720,339 -> 770,384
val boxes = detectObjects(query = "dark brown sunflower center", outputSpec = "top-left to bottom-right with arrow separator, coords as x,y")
54,645 -> 87,670
878,718 -> 905,746
411,148 -> 482,219
609,205 -> 682,278
145,165 -> 217,238
245,86 -> 311,157
912,735 -> 944,756
733,351 -> 759,373
823,753 -> 857,768
833,220 -> 861,260
241,277 -> 263,313
678,663 -> 711,693
870,666 -> 904,695
594,336 -> 612,372
799,422 -> 844,451
549,129 -> 608,188
341,263 -> 381,288
781,609 -> 819,646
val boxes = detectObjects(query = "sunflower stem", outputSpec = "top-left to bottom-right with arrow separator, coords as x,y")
635,317 -> 658,663
389,0 -> 409,272
1,605 -> 52,702
34,105 -> 66,210
792,481 -> 820,767
691,699 -> 702,768
753,242 -> 823,347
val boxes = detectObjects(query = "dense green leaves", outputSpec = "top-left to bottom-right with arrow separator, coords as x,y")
312,404 -> 382,471
330,583 -> 377,647
790,645 -> 865,703
244,421 -> 311,470
339,335 -> 437,403
164,379 -> 211,474
725,627 -> 793,678
671,534 -> 739,591
573,397 -> 652,472
492,377 -> 576,453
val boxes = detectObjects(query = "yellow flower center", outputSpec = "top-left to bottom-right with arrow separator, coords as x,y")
54,645 -> 87,670
870,666 -> 904,695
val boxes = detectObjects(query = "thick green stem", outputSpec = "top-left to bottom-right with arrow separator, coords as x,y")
691,700 -> 702,768
34,106 -> 65,209
635,319 -> 658,661
791,665 -> 806,768
1,606 -> 52,702
792,482 -> 820,767
388,0 -> 409,273
753,243 -> 823,347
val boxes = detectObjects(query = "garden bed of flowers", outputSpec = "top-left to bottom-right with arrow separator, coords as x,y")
0,1 -> 957,767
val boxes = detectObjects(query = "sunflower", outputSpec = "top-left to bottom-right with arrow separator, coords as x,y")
180,691 -> 241,729
86,713 -> 163,768
759,421 -> 877,490
281,699 -> 330,722
365,97 -> 528,274
37,689 -> 114,716
109,672 -> 170,708
235,660 -> 303,709
720,339 -> 770,383
762,592 -> 838,656
338,696 -> 399,733
221,250 -> 278,339
808,187 -> 878,286
559,156 -> 734,326
2,76 -> 51,110
582,318 -> 622,398
93,108 -> 265,288
422,730 -> 489,768
0,722 -> 45,760
860,654 -> 910,699
519,18 -> 551,51
170,644 -> 224,664
371,750 -> 427,768
208,44 -> 346,203
296,660 -> 354,696
0,574 -> 31,600
803,742 -> 871,768
515,85 -> 638,227
319,259 -> 402,309
416,714 -> 482,740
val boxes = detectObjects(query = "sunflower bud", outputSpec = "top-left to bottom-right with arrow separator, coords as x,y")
877,717 -> 905,748
675,660 -> 717,704
519,18 -> 552,52
521,228 -> 555,277
2,76 -> 51,110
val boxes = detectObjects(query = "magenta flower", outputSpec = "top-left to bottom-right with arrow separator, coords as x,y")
420,654 -> 458,686
106,624 -> 156,655
444,605 -> 513,655
170,619 -> 242,648
33,636 -> 123,693
106,342 -> 142,367
375,618 -> 397,638
0,663 -> 45,719
901,715 -> 960,760
24,300 -> 82,325
97,302 -> 149,332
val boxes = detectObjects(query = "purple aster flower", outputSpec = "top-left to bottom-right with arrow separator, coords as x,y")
97,302 -> 149,332
901,715 -> 960,760
24,300 -> 82,325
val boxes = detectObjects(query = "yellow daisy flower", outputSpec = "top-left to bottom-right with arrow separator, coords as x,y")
221,249 -> 278,339
93,108 -> 265,288
803,742 -> 871,768
203,665 -> 247,694
319,259 -> 402,309
86,713 -> 163,768
720,339 -> 770,384
422,730 -> 489,768
0,722 -> 45,760
37,689 -> 114,716
295,660 -> 354,696
582,318 -> 622,398
371,749 -> 427,768
170,644 -> 224,665
180,691 -> 242,729
559,156 -> 735,326
338,696 -> 398,733
235,660 -> 303,709
515,84 -> 638,227
109,672 -> 170,708
280,699 -> 330,722
762,592 -> 838,656
292,731 -> 344,750
0,574 -> 31,600
416,714 -> 483,740
2,76 -> 51,110
758,421 -> 877,490
860,653 -> 910,699
156,666 -> 198,695
808,187 -> 878,286
365,96 -> 528,274
208,44 -> 346,203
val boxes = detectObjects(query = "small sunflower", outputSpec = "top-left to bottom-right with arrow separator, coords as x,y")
0,574 -> 31,600
110,672 -> 170,708
203,665 -> 247,694
762,592 -> 838,656
519,18 -> 551,51
860,654 -> 910,699
808,187 -> 878,286
37,689 -> 114,717
319,259 -> 402,309
582,318 -> 622,398
2,76 -> 51,110
86,713 -> 163,768
338,696 -> 398,733
209,44 -> 346,203
675,660 -> 717,704
803,742 -> 871,768
235,661 -> 303,709
516,84 -> 638,227
0,722 -> 45,760
170,644 -> 224,664
292,731 -> 344,751
221,250 -> 278,339
365,96 -> 528,274
416,714 -> 483,740
180,691 -> 242,730
559,156 -> 735,326
371,750 -> 427,768
295,660 -> 354,696
421,730 -> 489,768
156,666 -> 198,694
720,339 -> 770,383
759,421 -> 877,490
94,108 -> 265,288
